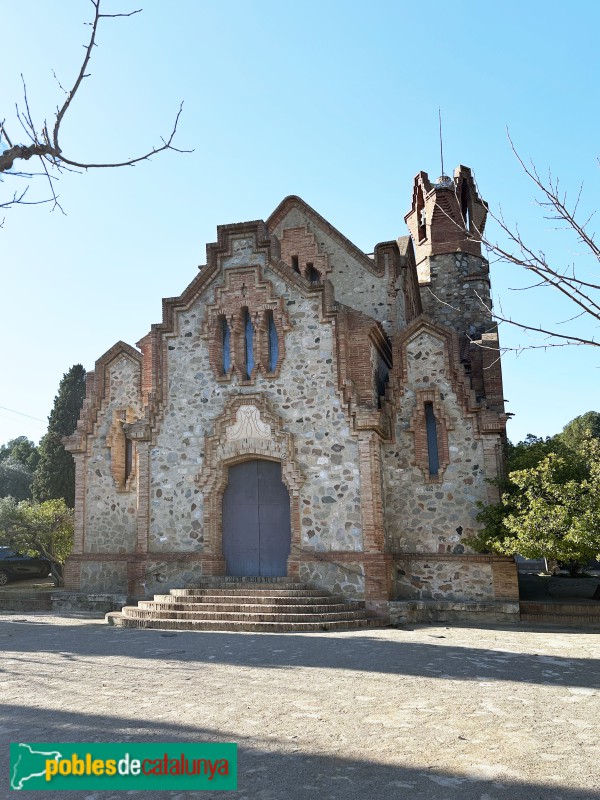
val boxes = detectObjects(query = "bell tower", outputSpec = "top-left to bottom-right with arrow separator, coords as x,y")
404,165 -> 504,413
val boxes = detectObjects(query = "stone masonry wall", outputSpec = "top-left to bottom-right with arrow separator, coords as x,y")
271,207 -> 394,333
139,560 -> 205,596
418,253 -> 492,336
383,329 -> 488,552
84,356 -> 143,554
394,558 -> 494,601
80,561 -> 128,593
299,561 -> 365,599
149,259 -> 363,559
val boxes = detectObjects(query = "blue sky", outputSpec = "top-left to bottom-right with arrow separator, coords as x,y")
1,0 -> 598,446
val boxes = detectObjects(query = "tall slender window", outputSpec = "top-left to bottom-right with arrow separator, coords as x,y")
266,310 -> 278,372
291,255 -> 300,273
424,402 -> 439,477
125,438 -> 133,482
243,308 -> 254,380
221,317 -> 231,374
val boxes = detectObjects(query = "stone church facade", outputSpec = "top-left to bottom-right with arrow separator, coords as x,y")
64,166 -> 518,617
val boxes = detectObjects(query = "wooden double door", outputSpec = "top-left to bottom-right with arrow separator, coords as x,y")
222,460 -> 291,577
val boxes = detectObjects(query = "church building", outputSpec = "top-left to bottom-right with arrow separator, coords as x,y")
63,166 -> 519,620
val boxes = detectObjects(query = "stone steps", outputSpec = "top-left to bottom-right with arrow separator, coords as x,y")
169,587 -> 330,597
107,578 -> 382,632
151,593 -> 339,605
138,600 -> 355,614
106,616 -> 380,633
119,607 -> 368,623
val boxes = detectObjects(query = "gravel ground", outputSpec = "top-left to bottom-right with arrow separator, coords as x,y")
1,613 -> 599,800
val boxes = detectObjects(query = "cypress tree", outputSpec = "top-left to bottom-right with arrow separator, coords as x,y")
32,364 -> 86,507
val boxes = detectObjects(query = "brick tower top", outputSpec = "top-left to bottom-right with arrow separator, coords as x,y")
404,165 -> 487,266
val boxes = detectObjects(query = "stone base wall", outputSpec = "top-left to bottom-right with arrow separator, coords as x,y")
138,560 -> 206,596
51,592 -> 127,615
69,552 -> 370,600
66,553 -> 226,595
298,560 -> 365,599
81,561 -> 128,594
389,599 -> 520,626
394,555 -> 517,603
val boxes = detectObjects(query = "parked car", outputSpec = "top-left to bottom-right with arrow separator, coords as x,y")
0,547 -> 52,585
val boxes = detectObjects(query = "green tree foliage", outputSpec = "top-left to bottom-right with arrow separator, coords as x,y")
0,497 -> 74,584
557,411 -> 600,453
506,434 -> 558,473
473,434 -> 561,544
504,446 -> 600,568
32,365 -> 86,508
470,416 -> 600,577
0,436 -> 39,471
0,459 -> 33,501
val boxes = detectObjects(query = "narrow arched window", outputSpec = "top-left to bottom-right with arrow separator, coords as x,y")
243,308 -> 254,380
424,402 -> 439,477
266,310 -> 278,372
125,438 -> 133,482
221,317 -> 231,374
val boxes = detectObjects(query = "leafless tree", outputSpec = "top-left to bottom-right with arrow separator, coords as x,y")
0,0 -> 190,217
469,136 -> 599,353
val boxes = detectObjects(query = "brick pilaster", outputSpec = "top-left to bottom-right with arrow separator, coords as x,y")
71,453 -> 85,554
358,432 -> 386,552
363,554 -> 394,617
492,558 -> 519,601
127,559 -> 146,597
63,558 -> 82,591
64,453 -> 86,590
135,443 -> 151,554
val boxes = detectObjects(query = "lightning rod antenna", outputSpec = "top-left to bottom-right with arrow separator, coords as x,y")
438,107 -> 445,178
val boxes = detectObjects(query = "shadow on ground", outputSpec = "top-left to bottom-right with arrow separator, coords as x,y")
0,703 -> 595,800
1,617 -> 598,690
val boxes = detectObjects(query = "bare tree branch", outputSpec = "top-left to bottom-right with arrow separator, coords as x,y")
57,103 -> 189,169
0,0 -> 191,212
429,137 -> 600,353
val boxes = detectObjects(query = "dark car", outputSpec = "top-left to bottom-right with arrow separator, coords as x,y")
0,547 -> 51,585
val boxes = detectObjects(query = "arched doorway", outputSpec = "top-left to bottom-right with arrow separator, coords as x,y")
222,459 -> 291,576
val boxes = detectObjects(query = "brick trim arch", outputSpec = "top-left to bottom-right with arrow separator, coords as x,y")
196,395 -> 303,571
106,407 -> 138,492
202,266 -> 291,384
408,388 -> 452,483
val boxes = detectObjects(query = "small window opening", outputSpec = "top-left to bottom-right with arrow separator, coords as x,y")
125,438 -> 133,482
375,368 -> 389,409
266,310 -> 279,372
424,402 -> 439,477
306,263 -> 321,284
460,181 -> 471,232
291,255 -> 300,273
243,307 -> 254,380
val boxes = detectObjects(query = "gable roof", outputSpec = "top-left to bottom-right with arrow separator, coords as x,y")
267,195 -> 384,277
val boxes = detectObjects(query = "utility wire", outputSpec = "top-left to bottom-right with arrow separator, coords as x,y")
0,404 -> 46,423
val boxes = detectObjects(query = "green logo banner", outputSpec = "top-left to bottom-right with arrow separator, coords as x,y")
9,742 -> 237,791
